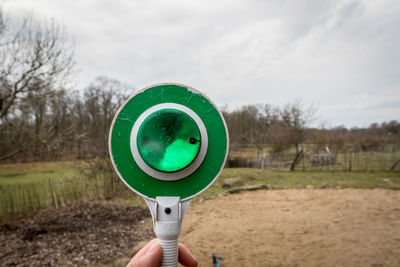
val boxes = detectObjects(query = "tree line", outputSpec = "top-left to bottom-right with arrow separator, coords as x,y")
223,104 -> 400,154
1,11 -> 399,163
0,10 -> 133,161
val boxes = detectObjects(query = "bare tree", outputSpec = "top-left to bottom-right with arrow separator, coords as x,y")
81,76 -> 133,157
280,101 -> 315,153
0,11 -> 74,160
223,104 -> 278,151
78,76 -> 134,198
279,101 -> 315,171
0,11 -> 74,120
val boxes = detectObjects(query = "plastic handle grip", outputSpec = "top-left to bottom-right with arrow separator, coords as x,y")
158,238 -> 178,267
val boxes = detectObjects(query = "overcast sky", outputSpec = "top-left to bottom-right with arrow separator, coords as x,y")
3,0 -> 400,127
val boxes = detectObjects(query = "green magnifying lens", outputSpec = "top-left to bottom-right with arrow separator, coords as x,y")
137,108 -> 201,173
109,83 -> 228,267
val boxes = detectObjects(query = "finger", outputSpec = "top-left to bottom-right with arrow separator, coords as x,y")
127,239 -> 160,267
135,239 -> 158,259
135,242 -> 162,267
178,243 -> 198,267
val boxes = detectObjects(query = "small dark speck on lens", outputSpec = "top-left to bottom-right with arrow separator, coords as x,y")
189,137 -> 197,144
142,136 -> 150,144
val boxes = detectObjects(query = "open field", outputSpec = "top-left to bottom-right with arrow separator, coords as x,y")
0,161 -> 113,220
195,168 -> 400,202
1,189 -> 400,266
1,162 -> 400,266
0,161 -> 79,185
1,160 -> 399,219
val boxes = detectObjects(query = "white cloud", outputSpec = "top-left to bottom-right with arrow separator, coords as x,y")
2,0 -> 400,127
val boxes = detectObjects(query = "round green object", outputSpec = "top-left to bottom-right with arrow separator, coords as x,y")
109,83 -> 229,200
137,108 -> 201,173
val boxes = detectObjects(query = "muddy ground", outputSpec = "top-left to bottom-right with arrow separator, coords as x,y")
1,189 -> 400,267
0,203 -> 154,266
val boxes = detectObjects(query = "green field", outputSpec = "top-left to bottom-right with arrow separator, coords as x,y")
0,161 -> 105,220
0,161 -> 79,185
1,161 -> 399,220
221,168 -> 400,189
194,168 -> 400,202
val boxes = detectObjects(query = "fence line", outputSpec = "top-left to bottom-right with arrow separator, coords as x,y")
227,151 -> 400,172
0,173 -> 126,221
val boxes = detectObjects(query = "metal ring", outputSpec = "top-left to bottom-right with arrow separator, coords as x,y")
130,103 -> 208,181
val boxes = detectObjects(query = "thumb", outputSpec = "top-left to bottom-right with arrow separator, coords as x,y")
136,242 -> 162,267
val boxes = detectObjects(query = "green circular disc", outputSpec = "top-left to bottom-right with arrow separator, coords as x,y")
109,83 -> 229,200
137,108 -> 201,173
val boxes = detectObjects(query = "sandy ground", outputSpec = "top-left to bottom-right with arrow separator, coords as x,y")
1,189 -> 400,266
180,189 -> 400,267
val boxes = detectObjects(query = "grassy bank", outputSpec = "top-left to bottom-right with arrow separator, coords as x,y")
1,161 -> 399,220
0,161 -> 107,220
192,168 -> 400,202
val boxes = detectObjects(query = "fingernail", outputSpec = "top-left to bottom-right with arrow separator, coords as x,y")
146,243 -> 157,255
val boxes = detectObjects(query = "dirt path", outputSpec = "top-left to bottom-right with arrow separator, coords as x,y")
180,189 -> 400,267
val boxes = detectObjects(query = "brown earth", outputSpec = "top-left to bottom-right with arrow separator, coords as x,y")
1,189 -> 400,267
180,189 -> 400,267
0,203 -> 154,266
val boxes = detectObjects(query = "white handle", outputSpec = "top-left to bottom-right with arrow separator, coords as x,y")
158,238 -> 178,267
145,197 -> 192,267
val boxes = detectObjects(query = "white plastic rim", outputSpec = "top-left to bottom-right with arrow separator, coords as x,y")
130,103 -> 208,181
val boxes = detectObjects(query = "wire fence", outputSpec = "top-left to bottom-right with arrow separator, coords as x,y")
2,150 -> 399,220
0,173 -> 126,221
227,151 -> 400,172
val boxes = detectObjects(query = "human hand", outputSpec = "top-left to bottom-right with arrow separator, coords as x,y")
127,239 -> 198,267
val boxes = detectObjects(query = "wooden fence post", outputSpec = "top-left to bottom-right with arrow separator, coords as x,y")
348,153 -> 352,172
48,179 -> 59,209
390,159 -> 400,171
